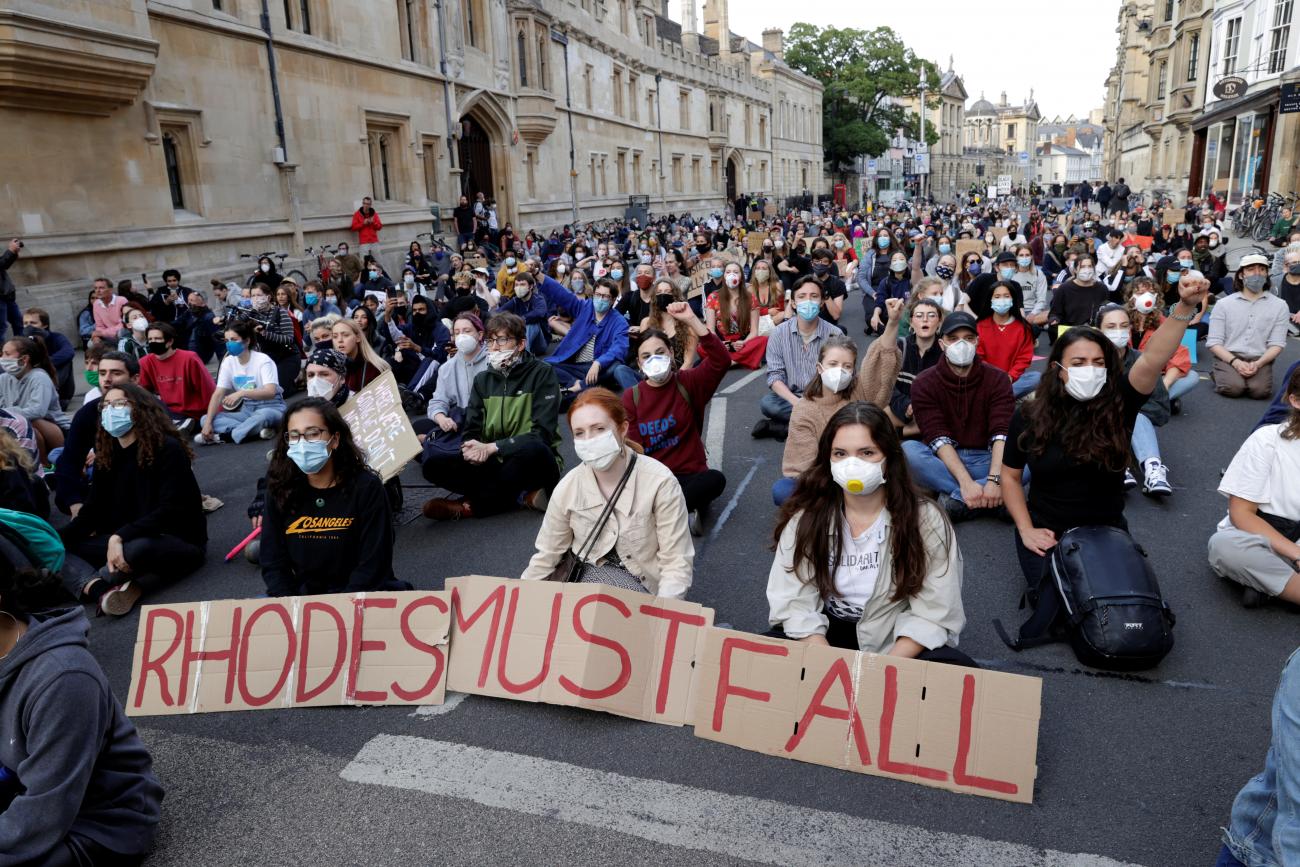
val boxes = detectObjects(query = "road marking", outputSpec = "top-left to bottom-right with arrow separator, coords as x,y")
341,735 -> 1142,867
719,368 -> 765,395
410,691 -> 467,718
704,397 -> 727,471
708,461 -> 759,541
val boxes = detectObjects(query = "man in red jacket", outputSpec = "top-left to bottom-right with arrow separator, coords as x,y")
350,196 -> 383,264
136,322 -> 216,430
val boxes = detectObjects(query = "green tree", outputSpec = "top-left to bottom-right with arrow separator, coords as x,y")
784,24 -> 941,181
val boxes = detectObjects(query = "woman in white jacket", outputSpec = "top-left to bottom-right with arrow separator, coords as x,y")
766,401 -> 973,664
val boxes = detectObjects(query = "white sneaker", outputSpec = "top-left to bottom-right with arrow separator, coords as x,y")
193,432 -> 212,446
259,427 -> 277,440
1142,461 -> 1172,497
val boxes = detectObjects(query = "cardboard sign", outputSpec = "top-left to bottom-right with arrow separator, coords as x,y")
990,227 -> 1007,245
764,203 -> 777,217
747,234 -> 767,255
1161,208 -> 1184,228
853,238 -> 870,262
127,591 -> 451,716
691,629 -> 1041,803
954,239 -> 985,263
445,575 -> 714,726
339,371 -> 421,482
836,259 -> 854,279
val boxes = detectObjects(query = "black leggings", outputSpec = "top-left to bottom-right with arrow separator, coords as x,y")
768,615 -> 979,668
675,469 -> 727,515
64,533 -> 206,598
421,437 -> 560,517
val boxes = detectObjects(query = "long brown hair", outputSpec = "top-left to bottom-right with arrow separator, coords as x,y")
716,264 -> 753,337
773,402 -> 945,603
801,335 -> 858,400
1280,365 -> 1300,441
94,382 -> 193,470
1020,328 -> 1130,471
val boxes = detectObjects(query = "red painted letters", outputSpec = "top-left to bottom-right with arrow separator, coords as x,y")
712,637 -> 789,732
639,605 -> 707,715
559,593 -> 632,700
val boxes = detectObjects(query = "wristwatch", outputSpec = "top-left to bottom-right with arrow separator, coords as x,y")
987,474 -> 1002,486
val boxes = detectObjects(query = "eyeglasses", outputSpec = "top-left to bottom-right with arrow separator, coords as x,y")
285,427 -> 330,445
485,336 -> 517,348
102,399 -> 131,410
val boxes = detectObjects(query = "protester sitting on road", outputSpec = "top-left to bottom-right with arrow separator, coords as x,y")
420,312 -> 562,521
1273,243 -> 1300,338
776,300 -> 905,508
116,309 -> 151,362
522,388 -> 693,598
749,258 -> 788,336
0,552 -> 164,865
754,277 -> 838,442
639,279 -> 699,371
260,398 -> 409,597
1207,254 -> 1290,400
1009,245 -> 1050,332
60,383 -> 206,616
0,422 -> 44,517
766,401 -> 970,663
623,302 -> 729,533
864,250 -> 912,336
705,261 -> 766,369
536,275 -> 637,395
902,311 -> 1016,522
0,335 -> 70,459
972,279 -> 1040,399
53,351 -> 137,517
1002,274 -> 1210,586
1125,276 -> 1196,411
419,313 -> 490,442
136,321 -> 215,431
195,321 -> 287,445
308,314 -> 339,351
21,308 -> 75,409
499,271 -> 550,358
1097,304 -> 1174,497
244,282 -> 302,396
807,248 -> 847,328
1208,365 -> 1300,609
301,279 -> 341,321
886,297 -> 944,436
1048,253 -> 1116,334
331,317 -> 390,393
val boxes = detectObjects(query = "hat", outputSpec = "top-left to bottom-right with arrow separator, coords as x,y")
279,275 -> 299,287
1239,253 -> 1270,268
471,266 -> 490,276
306,347 -> 347,376
994,251 -> 1016,265
938,311 -> 978,336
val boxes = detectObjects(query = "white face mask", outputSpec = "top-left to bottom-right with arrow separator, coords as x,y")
131,318 -> 148,332
944,338 -> 977,367
724,272 -> 741,288
454,333 -> 479,356
1060,364 -> 1108,401
0,357 -> 20,376
574,429 -> 622,471
1103,328 -> 1129,349
252,295 -> 270,311
1076,267 -> 1096,282
306,375 -> 337,399
1133,292 -> 1158,313
831,456 -> 885,496
404,275 -> 416,287
820,366 -> 852,393
260,263 -> 271,273
641,354 -> 672,384
488,349 -> 517,371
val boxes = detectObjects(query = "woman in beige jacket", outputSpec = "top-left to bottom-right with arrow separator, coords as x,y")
521,388 -> 693,598
766,401 -> 971,663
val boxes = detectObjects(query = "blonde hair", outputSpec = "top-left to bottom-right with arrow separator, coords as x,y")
0,428 -> 35,477
310,313 -> 341,334
331,318 -> 390,373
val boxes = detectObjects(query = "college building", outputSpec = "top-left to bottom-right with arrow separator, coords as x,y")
0,0 -> 822,330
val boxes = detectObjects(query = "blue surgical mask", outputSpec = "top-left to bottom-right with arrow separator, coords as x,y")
998,267 -> 1015,280
1178,259 -> 1192,270
991,298 -> 1014,315
610,269 -> 623,281
796,300 -> 821,321
368,270 -> 379,280
505,257 -> 516,267
708,267 -> 724,280
287,439 -> 331,474
1166,271 -> 1181,284
593,297 -> 612,314
1016,256 -> 1031,268
876,236 -> 890,248
226,340 -> 246,356
967,262 -> 982,276
938,243 -> 951,255
100,406 -> 133,438
304,292 -> 319,306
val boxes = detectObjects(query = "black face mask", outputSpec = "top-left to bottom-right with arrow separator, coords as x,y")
147,342 -> 168,355
314,338 -> 333,351
394,306 -> 409,320
812,263 -> 831,276
655,294 -> 673,311
21,326 -> 47,340
412,312 -> 428,328
696,243 -> 710,253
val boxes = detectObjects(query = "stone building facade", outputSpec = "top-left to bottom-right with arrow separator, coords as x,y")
0,0 -> 821,330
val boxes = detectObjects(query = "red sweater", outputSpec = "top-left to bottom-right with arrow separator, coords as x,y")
622,332 -> 729,475
138,349 -> 216,417
910,358 -> 1014,450
976,317 -> 1035,381
350,208 -> 383,244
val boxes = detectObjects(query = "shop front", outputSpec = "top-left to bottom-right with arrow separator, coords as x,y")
1191,87 -> 1280,207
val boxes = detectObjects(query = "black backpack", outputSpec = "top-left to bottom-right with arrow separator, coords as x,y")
994,526 -> 1175,671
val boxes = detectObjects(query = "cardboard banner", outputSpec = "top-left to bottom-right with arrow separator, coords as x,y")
127,591 -> 451,716
954,239 -> 985,263
853,238 -> 870,262
764,203 -> 777,217
445,575 -> 713,726
746,234 -> 767,255
1161,208 -> 1184,228
691,629 -> 1041,804
339,371 -> 421,482
836,259 -> 854,279
990,227 -> 1008,245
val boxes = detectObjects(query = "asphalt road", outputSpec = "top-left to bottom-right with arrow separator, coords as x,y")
62,236 -> 1299,867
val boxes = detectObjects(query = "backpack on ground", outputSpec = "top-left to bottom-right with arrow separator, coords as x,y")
994,525 -> 1175,671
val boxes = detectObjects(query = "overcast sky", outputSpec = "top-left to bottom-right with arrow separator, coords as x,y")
667,0 -> 1123,120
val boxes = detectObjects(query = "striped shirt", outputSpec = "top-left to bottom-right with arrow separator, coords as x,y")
764,316 -> 837,395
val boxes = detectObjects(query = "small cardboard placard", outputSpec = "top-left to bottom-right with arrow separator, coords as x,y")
127,592 -> 451,716
339,371 -> 421,482
955,239 -> 985,262
764,203 -> 777,217
690,629 -> 1041,804
853,238 -> 870,261
990,227 -> 1008,245
836,259 -> 854,279
445,575 -> 713,726
747,234 -> 768,255
1161,208 -> 1184,228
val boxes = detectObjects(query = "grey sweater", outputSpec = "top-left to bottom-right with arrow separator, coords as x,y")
427,347 -> 490,420
0,369 -> 70,429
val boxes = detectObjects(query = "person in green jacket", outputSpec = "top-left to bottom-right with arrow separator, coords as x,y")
1271,207 -> 1294,245
420,311 -> 563,520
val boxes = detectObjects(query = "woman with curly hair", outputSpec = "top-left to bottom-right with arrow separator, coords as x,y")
59,382 -> 206,615
260,398 -> 408,596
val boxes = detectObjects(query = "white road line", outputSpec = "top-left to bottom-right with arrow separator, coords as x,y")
341,735 -> 1142,867
704,397 -> 727,471
707,461 -> 759,541
719,368 -> 766,395
410,691 -> 468,718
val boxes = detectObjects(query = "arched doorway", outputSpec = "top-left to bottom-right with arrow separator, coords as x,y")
725,157 -> 738,203
457,114 -> 494,201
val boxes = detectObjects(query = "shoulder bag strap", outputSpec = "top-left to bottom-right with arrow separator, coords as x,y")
573,452 -> 637,565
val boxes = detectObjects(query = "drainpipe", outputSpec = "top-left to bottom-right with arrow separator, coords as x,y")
434,0 -> 459,216
259,0 -> 302,252
655,73 -> 666,212
552,28 -> 579,226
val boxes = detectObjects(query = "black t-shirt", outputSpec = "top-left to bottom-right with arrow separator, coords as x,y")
816,274 -> 847,325
1002,376 -> 1148,535
453,205 -> 475,234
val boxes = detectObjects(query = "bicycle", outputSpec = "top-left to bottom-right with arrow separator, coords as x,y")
1251,191 -> 1298,242
240,251 -> 290,288
302,244 -> 339,283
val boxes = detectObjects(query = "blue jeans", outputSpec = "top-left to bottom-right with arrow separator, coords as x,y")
1222,647 -> 1300,866
772,476 -> 797,507
761,391 -> 793,423
1012,370 -> 1041,398
0,298 -> 20,341
1131,413 -> 1161,465
525,323 -> 549,358
903,442 -> 991,502
549,361 -> 639,392
203,397 -> 287,443
1167,373 -> 1198,401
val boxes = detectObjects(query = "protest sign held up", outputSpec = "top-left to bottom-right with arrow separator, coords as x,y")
338,371 -> 422,482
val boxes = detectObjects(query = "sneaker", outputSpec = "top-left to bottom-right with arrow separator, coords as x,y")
521,488 -> 549,513
1241,586 -> 1264,609
1170,398 -> 1182,416
751,419 -> 772,439
422,497 -> 471,520
937,493 -> 971,523
201,495 -> 224,513
100,581 -> 143,617
175,417 -> 195,433
1142,461 -> 1172,497
1123,468 -> 1138,490
770,421 -> 789,442
259,427 -> 277,440
193,432 -> 212,446
689,509 -> 704,537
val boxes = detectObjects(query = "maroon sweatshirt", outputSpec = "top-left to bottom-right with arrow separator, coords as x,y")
622,332 -> 729,475
910,358 -> 1014,451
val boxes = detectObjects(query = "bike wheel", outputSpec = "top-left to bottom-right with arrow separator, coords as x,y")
286,269 -> 310,286
1252,217 -> 1272,242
